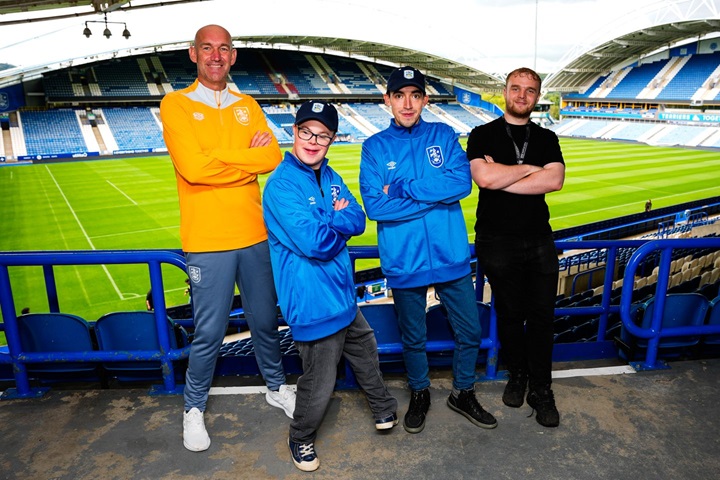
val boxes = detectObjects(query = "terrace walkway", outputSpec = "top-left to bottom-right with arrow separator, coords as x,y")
1,357 -> 718,479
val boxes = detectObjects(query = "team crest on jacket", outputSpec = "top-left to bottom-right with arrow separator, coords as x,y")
189,266 -> 201,284
234,107 -> 250,125
331,185 -> 340,203
426,146 -> 444,168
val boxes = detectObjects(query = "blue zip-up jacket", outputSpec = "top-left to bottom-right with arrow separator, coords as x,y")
359,118 -> 472,289
263,151 -> 366,342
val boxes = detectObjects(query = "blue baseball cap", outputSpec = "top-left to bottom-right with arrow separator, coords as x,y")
386,66 -> 426,94
294,101 -> 338,132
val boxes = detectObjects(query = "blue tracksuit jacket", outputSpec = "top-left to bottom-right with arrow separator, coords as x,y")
359,118 -> 472,289
263,151 -> 366,342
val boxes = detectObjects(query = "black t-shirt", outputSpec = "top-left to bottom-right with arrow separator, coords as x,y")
466,117 -> 564,238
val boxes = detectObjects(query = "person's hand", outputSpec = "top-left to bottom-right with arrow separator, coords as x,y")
333,198 -> 349,211
484,155 -> 495,163
250,131 -> 272,148
382,185 -> 390,195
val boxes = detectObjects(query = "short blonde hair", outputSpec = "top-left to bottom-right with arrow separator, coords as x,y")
506,67 -> 541,90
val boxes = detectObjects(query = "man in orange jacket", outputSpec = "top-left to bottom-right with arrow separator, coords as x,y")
160,24 -> 295,452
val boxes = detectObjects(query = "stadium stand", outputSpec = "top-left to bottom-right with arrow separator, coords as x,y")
101,107 -> 165,153
18,109 -> 90,157
608,59 -> 669,99
659,52 -> 720,101
93,58 -> 151,97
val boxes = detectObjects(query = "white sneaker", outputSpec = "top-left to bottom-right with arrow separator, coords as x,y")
266,384 -> 296,419
183,407 -> 211,452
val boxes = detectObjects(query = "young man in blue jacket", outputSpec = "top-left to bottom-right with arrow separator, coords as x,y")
263,101 -> 398,472
359,66 -> 497,434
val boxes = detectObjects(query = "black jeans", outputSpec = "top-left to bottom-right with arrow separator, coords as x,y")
475,233 -> 558,389
290,310 -> 397,443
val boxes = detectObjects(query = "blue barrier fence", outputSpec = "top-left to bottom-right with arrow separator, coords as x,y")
1,237 -> 719,398
619,238 -> 720,370
0,250 -> 189,399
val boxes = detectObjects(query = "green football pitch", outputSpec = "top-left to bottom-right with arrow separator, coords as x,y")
1,137 -> 719,327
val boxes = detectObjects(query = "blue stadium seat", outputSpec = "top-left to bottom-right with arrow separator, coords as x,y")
425,304 -> 454,344
360,303 -> 403,355
94,311 -> 185,379
704,297 -> 720,346
16,313 -> 99,376
624,293 -> 709,351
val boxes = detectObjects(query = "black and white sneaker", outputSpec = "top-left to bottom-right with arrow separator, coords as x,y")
289,438 -> 319,472
375,412 -> 399,430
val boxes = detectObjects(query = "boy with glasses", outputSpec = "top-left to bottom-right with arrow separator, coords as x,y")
263,101 -> 398,472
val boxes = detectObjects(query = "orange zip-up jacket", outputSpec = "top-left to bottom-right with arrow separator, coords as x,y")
160,80 -> 282,253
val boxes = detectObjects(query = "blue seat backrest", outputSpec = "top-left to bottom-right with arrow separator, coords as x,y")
705,297 -> 720,344
359,303 -> 403,353
16,313 -> 96,372
95,311 -> 178,371
639,293 -> 709,347
426,304 -> 454,342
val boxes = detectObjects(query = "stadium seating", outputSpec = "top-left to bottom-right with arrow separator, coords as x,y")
94,311 -> 185,379
610,59 -> 668,99
19,109 -> 89,156
704,296 -> 720,346
16,313 -> 100,378
360,303 -> 404,356
101,107 -> 164,152
621,293 -> 709,354
660,52 -> 720,101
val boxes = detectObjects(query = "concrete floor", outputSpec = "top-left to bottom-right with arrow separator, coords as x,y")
1,358 -> 719,480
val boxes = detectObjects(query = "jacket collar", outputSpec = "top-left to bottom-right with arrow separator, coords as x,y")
387,116 -> 427,137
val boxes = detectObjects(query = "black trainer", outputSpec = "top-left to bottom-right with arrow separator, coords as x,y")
502,371 -> 528,408
447,388 -> 498,429
403,388 -> 430,434
527,387 -> 560,428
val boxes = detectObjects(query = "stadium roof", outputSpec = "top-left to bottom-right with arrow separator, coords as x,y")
0,0 -> 504,92
546,18 -> 720,92
1,0 -> 720,96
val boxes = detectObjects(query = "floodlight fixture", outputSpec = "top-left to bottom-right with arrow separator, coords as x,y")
83,13 -> 130,40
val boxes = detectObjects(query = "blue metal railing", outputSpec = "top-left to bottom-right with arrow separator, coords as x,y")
0,250 -> 189,399
619,238 -> 720,370
1,237 -> 719,397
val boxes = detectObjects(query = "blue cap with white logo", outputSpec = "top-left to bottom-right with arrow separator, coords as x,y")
294,101 -> 338,132
386,66 -> 426,94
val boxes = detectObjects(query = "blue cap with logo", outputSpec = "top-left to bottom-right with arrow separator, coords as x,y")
386,66 -> 426,94
294,101 -> 338,132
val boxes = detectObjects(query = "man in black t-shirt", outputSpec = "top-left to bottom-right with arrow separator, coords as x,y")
466,67 -> 565,428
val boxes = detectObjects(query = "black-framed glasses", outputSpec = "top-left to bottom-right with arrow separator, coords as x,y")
297,127 -> 334,147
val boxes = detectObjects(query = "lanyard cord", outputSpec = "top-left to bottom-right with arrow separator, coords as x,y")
504,118 -> 530,164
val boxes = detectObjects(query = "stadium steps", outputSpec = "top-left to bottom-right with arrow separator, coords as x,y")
700,128 -> 720,147
639,57 -> 681,99
592,67 -> 631,98
1,128 -> 11,159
